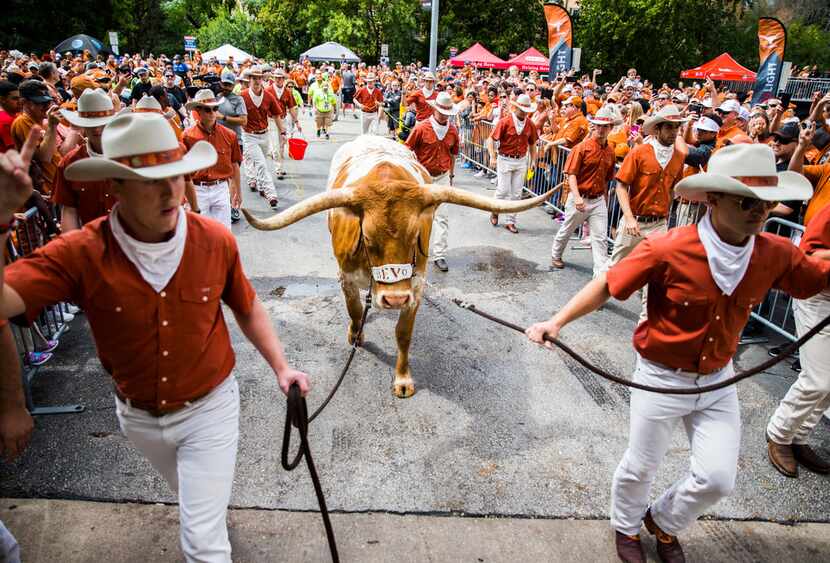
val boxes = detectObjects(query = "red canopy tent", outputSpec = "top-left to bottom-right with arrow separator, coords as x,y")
449,42 -> 508,70
506,47 -> 549,72
680,53 -> 756,82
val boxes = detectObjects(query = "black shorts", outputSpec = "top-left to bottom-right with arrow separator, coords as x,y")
342,88 -> 356,104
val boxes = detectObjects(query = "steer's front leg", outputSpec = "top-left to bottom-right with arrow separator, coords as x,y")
392,300 -> 421,398
340,276 -> 365,346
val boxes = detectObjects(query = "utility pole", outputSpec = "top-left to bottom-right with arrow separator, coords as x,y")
428,0 -> 439,72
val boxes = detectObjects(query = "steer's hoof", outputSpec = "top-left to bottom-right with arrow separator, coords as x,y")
393,378 -> 416,399
347,325 -> 364,346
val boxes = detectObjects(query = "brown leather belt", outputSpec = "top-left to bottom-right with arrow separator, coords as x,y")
249,128 -> 269,135
114,388 -> 210,417
636,215 -> 665,224
194,178 -> 230,187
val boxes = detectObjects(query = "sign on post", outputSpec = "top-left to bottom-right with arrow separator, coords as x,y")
449,47 -> 458,58
571,47 -> 581,72
108,31 -> 119,55
420,0 -> 431,10
184,36 -> 197,52
380,44 -> 389,57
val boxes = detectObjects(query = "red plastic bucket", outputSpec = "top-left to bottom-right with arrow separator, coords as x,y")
288,137 -> 308,160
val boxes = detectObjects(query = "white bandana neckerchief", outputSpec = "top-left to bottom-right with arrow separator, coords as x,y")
422,87 -> 434,99
110,204 -> 188,293
511,112 -> 526,135
429,116 -> 449,141
249,87 -> 264,108
698,210 -> 754,296
647,137 -> 673,169
273,85 -> 285,100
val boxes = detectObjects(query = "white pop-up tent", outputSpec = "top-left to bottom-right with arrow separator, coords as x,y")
299,41 -> 360,63
200,44 -> 254,63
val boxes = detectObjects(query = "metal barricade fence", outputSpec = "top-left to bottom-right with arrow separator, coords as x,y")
6,207 -> 83,415
458,129 -> 798,340
748,217 -> 805,341
782,77 -> 830,103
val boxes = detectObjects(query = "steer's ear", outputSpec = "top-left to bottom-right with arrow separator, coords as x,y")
329,206 -> 363,258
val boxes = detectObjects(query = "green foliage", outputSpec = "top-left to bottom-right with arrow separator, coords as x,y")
196,5 -> 265,55
786,21 -> 830,71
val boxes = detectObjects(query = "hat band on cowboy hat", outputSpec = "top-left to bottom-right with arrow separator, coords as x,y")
643,103 -> 690,135
675,143 -> 812,203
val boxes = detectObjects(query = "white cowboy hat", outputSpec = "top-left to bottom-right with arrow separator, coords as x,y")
247,65 -> 264,77
588,104 -> 622,126
642,104 -> 690,135
675,143 -> 812,203
365,72 -> 377,82
60,88 -> 117,128
65,113 -> 217,182
511,93 -> 537,113
134,94 -> 163,113
422,72 -> 436,82
272,68 -> 287,78
185,89 -> 222,111
428,91 -> 458,116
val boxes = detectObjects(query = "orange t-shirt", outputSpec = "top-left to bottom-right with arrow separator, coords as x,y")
802,162 -> 830,226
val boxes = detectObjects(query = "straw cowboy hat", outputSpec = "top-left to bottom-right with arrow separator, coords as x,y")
247,65 -> 264,77
642,104 -> 690,135
365,72 -> 377,82
60,88 -> 117,128
272,68 -> 287,78
511,93 -> 537,114
65,113 -> 217,182
134,94 -> 163,113
422,72 -> 436,82
185,88 -> 222,111
588,104 -> 622,126
674,143 -> 812,203
428,91 -> 458,116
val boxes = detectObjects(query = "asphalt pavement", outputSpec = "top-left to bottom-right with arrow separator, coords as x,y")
2,110 -> 829,562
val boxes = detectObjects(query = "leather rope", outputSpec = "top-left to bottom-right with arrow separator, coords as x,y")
452,299 -> 830,395
281,292 -> 372,562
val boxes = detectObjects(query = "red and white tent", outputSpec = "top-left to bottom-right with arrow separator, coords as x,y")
506,47 -> 549,72
680,53 -> 756,82
449,43 -> 508,70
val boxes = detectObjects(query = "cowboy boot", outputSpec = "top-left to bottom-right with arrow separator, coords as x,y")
767,432 -> 798,478
644,509 -> 685,563
615,531 -> 646,563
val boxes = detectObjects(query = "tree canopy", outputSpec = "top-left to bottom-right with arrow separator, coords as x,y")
2,0 -> 829,83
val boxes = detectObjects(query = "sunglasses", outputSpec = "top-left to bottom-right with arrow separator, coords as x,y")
197,106 -> 219,113
728,195 -> 777,211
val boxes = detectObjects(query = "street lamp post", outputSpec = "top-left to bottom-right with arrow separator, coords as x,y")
428,0 -> 439,72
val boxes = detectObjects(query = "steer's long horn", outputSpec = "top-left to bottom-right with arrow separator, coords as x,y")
424,183 -> 562,213
242,188 -> 356,231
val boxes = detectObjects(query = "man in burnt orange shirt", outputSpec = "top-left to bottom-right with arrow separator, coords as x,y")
405,71 -> 438,122
0,114 -> 309,562
550,95 -> 589,150
184,89 -> 242,230
354,72 -> 384,134
405,91 -> 459,272
53,88 -> 118,231
528,144 -> 829,563
608,105 -> 688,320
240,66 -> 280,209
550,105 -> 619,276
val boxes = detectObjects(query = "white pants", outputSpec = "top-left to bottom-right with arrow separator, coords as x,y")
495,155 -> 527,226
606,217 -> 668,322
430,172 -> 450,260
195,181 -> 231,230
767,290 -> 830,445
611,357 -> 740,536
115,376 -> 240,563
269,117 -> 286,171
361,110 -> 380,135
242,132 -> 277,199
551,194 -> 608,277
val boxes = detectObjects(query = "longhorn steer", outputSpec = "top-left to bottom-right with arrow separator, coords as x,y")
243,135 -> 553,398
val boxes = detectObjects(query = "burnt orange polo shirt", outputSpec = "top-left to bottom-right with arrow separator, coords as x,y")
241,88 -> 280,133
404,119 -> 459,176
354,87 -> 383,113
490,115 -> 539,157
405,90 -> 437,122
801,200 -> 830,254
802,162 -> 830,226
53,144 -> 115,225
554,112 -> 589,147
182,123 -> 241,183
715,124 -> 743,149
615,142 -> 685,218
5,213 -> 257,411
564,136 -> 616,198
271,84 -> 296,118
607,225 -> 830,374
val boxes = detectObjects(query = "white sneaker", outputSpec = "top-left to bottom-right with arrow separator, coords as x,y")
61,312 -> 75,323
474,170 -> 485,178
